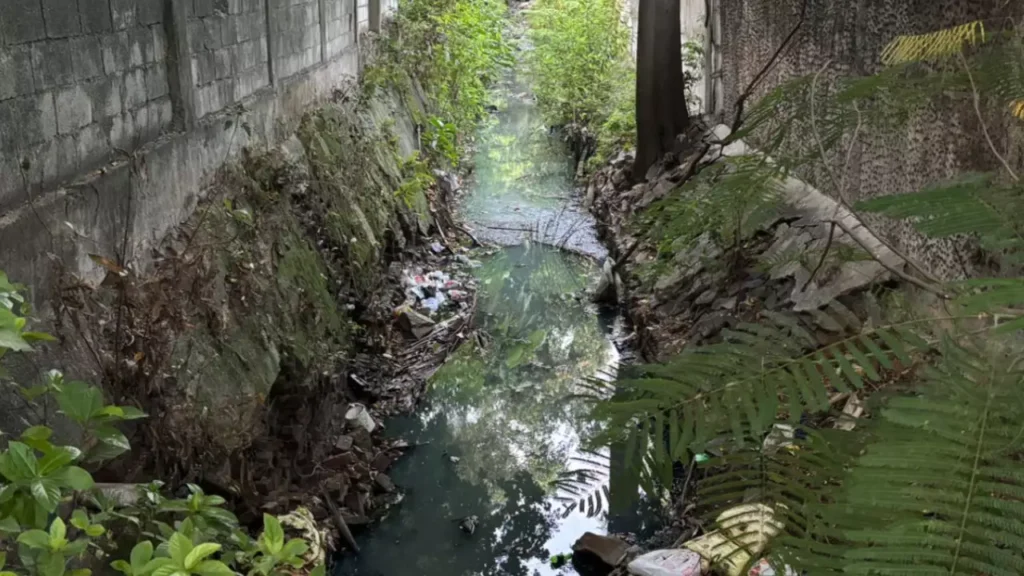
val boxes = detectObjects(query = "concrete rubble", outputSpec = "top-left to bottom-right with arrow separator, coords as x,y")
587,127 -> 909,362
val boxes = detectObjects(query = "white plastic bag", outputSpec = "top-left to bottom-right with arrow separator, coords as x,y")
627,549 -> 702,576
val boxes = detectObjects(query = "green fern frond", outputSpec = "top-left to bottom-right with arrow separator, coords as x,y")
596,314 -> 933,464
856,173 -> 1024,265
831,338 -> 1024,575
880,21 -> 987,65
642,155 -> 786,258
691,427 -> 860,575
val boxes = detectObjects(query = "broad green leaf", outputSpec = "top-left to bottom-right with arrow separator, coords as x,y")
130,541 -> 154,574
118,406 -> 148,420
70,509 -> 89,530
49,516 -> 67,544
141,557 -> 175,576
21,426 -> 53,442
201,507 -> 238,527
39,447 -> 75,476
31,479 -> 61,512
0,328 -> 32,352
85,427 -> 131,463
183,543 -> 221,571
18,529 -> 51,549
280,538 -> 308,559
51,466 -> 94,491
261,514 -> 284,555
39,551 -> 65,576
202,495 -> 226,507
55,382 -> 104,425
0,515 -> 20,533
149,564 -> 178,576
0,551 -> 6,569
84,525 -> 105,537
192,561 -> 235,576
7,441 -> 40,479
68,569 -> 91,576
168,533 -> 192,567
63,539 -> 88,557
309,564 -> 325,576
97,406 -> 124,419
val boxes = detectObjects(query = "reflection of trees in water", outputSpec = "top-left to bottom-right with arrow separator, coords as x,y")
338,410 -> 558,576
429,244 -> 611,495
470,74 -> 571,205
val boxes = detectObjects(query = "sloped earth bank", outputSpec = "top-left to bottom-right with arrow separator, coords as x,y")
335,19 -> 666,576
585,127 -> 919,572
52,71 -> 482,553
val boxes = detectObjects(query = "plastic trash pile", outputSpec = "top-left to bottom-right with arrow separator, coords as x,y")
400,260 -> 479,316
627,503 -> 797,576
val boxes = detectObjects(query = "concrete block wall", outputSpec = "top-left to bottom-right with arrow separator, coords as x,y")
0,0 -> 172,211
324,0 -> 357,60
357,0 -> 370,34
187,0 -> 271,118
0,0 -> 380,314
0,0 -> 376,211
269,0 -> 323,80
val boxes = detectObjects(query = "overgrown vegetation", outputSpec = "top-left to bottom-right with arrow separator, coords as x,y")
0,277 -> 326,576
525,0 -> 634,168
361,0 -> 512,164
594,17 -> 1024,576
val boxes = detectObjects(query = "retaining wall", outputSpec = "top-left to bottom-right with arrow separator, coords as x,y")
0,0 -> 397,309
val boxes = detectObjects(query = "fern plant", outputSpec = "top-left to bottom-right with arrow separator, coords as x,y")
593,15 -> 1024,576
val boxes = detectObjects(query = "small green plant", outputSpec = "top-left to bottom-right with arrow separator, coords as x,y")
395,152 -> 435,208
362,0 -> 511,162
0,272 -> 325,576
246,515 -> 311,576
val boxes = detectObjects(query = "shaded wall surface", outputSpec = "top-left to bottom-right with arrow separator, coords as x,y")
714,0 -> 1024,279
0,0 -> 396,308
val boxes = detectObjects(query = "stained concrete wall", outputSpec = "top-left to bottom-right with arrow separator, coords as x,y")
0,0 -> 391,310
0,0 -> 173,212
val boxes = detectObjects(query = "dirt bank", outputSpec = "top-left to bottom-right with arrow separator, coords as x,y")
48,71 -> 479,552
586,139 -> 915,364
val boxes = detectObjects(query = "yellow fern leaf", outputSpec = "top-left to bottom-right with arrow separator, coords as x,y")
1012,100 -> 1024,121
881,20 -> 987,65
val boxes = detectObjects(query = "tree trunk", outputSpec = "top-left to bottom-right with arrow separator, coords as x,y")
634,0 -> 690,178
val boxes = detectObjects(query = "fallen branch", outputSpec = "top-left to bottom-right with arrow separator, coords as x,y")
320,487 -> 360,553
801,221 -> 836,292
829,219 -> 950,299
454,222 -> 485,247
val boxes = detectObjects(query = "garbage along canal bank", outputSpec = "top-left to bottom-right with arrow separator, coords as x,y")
335,29 -> 662,576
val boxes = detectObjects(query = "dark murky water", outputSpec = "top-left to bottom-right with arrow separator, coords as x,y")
337,244 -> 628,576
336,32 -> 654,576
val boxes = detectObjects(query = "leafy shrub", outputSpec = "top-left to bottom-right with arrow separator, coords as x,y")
526,0 -> 632,136
362,0 -> 512,163
0,278 -> 326,576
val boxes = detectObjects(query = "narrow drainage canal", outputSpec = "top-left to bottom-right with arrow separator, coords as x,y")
337,29 -> 658,576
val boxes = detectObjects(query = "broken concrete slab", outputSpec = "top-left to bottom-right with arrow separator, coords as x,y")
573,532 -> 630,573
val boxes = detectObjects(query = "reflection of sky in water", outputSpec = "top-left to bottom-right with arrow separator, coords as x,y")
336,245 -> 621,576
461,65 -> 606,259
